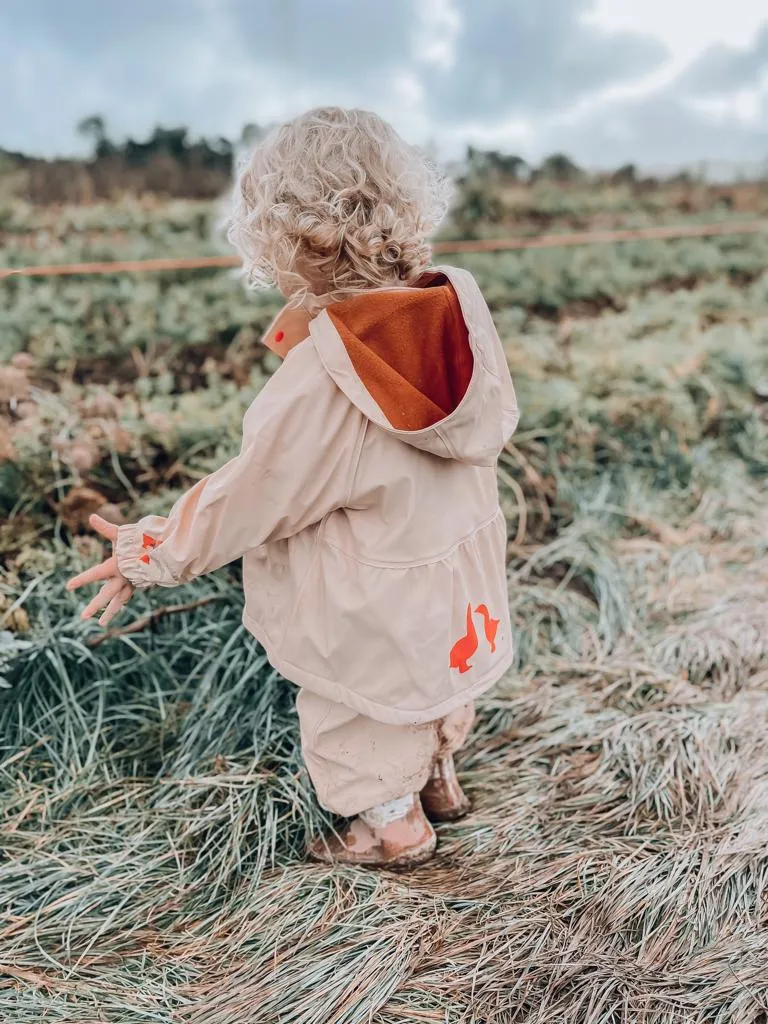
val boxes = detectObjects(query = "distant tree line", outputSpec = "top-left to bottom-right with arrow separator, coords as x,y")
0,116 -> 267,204
0,115 -> 761,207
461,146 -> 651,184
76,115 -> 235,172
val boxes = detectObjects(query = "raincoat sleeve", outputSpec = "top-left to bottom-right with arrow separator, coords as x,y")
116,351 -> 362,589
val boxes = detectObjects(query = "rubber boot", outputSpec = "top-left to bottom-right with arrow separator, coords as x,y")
308,797 -> 436,869
420,754 -> 471,822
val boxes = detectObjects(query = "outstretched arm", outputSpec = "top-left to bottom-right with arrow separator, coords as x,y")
68,345 -> 363,616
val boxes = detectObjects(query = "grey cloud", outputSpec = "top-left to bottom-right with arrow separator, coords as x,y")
221,0 -> 417,86
539,91 -> 768,169
678,23 -> 768,96
546,24 -> 768,169
0,0 -> 203,51
420,0 -> 668,122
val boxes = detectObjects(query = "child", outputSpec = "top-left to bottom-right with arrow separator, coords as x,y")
67,107 -> 519,869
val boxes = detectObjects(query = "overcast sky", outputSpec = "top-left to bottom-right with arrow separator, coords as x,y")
1,0 -> 767,170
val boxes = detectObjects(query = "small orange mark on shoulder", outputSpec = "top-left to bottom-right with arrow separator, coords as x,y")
139,553 -> 151,564
274,330 -> 285,343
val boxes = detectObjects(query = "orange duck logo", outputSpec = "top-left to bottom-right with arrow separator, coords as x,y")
449,602 -> 500,673
475,604 -> 499,652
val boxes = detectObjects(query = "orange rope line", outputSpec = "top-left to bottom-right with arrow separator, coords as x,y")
435,219 -> 768,252
1,220 -> 766,280
0,254 -> 238,279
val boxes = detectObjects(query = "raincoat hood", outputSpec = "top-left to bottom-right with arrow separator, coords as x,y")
307,266 -> 519,466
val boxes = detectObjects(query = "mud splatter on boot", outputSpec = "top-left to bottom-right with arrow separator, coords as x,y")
420,754 -> 471,822
308,794 -> 436,869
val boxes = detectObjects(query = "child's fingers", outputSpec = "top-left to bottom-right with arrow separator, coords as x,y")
81,576 -> 124,620
89,514 -> 119,543
67,555 -> 118,591
98,582 -> 134,627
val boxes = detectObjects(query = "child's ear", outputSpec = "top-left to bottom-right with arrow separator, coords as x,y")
262,304 -> 313,359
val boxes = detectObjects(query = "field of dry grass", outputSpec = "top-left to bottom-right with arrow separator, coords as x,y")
1,187 -> 768,1021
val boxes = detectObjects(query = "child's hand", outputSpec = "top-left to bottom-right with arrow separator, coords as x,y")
66,514 -> 134,626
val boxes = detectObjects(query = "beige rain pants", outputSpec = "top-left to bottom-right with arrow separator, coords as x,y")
297,691 -> 475,817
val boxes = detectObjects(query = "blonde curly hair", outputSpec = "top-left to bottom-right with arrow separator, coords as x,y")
226,107 -> 453,309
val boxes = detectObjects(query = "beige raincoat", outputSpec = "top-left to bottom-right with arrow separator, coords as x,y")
117,265 -> 519,728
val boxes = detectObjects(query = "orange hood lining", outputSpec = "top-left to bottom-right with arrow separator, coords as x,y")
326,273 -> 473,432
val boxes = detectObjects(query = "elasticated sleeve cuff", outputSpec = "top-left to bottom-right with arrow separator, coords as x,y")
116,524 -> 159,589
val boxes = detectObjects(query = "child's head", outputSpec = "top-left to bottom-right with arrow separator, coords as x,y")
227,107 -> 452,308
